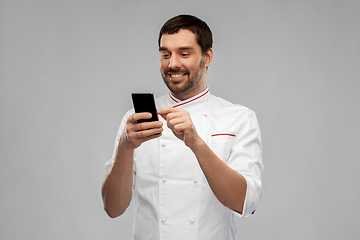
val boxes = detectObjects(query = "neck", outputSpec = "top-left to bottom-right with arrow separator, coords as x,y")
171,85 -> 207,101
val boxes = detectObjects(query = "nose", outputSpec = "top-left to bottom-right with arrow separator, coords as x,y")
168,55 -> 181,69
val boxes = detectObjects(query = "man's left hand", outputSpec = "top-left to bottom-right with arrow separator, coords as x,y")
158,107 -> 202,148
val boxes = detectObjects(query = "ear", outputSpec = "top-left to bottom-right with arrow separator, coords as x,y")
203,48 -> 213,69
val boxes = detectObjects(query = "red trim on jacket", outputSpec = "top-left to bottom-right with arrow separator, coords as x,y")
172,89 -> 210,108
169,93 -> 179,103
211,133 -> 236,137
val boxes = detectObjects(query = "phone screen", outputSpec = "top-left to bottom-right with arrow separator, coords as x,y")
131,93 -> 159,123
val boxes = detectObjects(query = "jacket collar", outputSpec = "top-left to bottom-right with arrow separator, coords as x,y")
169,87 -> 210,108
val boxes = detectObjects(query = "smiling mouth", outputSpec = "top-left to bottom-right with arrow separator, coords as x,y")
170,73 -> 185,78
167,71 -> 189,81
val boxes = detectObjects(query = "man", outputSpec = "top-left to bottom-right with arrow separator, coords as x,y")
102,14 -> 263,240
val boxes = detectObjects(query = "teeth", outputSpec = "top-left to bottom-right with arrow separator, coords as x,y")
170,74 -> 184,78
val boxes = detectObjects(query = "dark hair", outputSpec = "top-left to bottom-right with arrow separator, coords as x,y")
158,14 -> 213,55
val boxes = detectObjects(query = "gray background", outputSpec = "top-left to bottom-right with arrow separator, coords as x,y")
1,0 -> 359,239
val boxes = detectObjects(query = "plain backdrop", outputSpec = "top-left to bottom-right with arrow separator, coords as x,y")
1,0 -> 359,239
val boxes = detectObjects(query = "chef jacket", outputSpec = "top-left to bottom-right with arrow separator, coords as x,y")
106,87 -> 263,240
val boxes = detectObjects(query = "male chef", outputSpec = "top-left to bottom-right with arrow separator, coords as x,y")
101,14 -> 263,240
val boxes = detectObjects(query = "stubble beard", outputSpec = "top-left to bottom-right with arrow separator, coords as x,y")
161,58 -> 205,96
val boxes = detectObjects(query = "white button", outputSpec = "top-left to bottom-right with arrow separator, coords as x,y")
162,178 -> 167,183
162,143 -> 166,147
194,179 -> 198,184
203,113 -> 208,117
190,219 -> 195,224
162,219 -> 167,223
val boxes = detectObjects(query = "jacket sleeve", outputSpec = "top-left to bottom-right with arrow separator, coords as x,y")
227,109 -> 263,218
105,109 -> 134,172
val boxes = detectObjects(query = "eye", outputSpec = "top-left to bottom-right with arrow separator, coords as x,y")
180,53 -> 190,57
161,52 -> 171,59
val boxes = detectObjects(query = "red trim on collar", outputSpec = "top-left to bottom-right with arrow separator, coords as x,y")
172,89 -> 210,108
169,93 -> 179,103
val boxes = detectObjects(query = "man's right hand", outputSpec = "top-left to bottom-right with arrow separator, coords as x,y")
122,112 -> 163,149
103,112 -> 162,218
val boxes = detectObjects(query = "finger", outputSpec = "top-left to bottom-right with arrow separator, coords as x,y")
166,111 -> 186,122
158,107 -> 177,120
141,132 -> 163,142
173,122 -> 189,133
129,127 -> 163,139
134,121 -> 163,132
126,129 -> 163,148
167,116 -> 186,130
157,107 -> 174,115
130,112 -> 152,123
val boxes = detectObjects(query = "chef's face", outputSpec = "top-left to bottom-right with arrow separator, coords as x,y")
159,29 -> 212,100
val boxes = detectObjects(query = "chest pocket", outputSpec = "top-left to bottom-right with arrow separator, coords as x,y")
209,134 -> 236,162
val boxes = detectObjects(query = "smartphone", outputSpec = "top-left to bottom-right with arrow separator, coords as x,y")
131,93 -> 159,123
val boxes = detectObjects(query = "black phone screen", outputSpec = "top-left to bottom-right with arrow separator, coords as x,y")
131,93 -> 159,123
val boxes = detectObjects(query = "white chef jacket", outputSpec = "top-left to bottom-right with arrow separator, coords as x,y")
106,87 -> 263,240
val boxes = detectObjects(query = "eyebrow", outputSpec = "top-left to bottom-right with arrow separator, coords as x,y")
159,46 -> 195,52
159,47 -> 168,52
